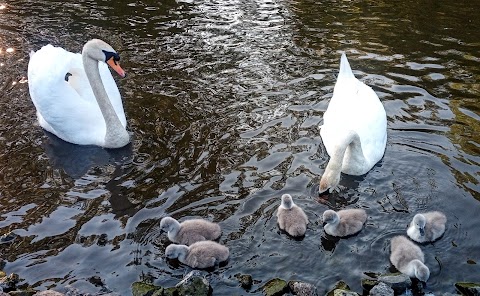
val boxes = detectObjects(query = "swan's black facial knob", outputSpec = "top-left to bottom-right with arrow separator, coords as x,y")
65,72 -> 72,82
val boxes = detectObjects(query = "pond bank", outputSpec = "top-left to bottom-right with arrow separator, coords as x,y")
2,259 -> 480,296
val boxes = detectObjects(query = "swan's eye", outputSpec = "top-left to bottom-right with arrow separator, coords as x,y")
102,50 -> 121,65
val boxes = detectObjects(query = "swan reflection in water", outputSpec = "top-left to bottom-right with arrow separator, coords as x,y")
41,130 -> 133,179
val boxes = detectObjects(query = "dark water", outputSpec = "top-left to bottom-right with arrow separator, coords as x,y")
0,0 -> 479,294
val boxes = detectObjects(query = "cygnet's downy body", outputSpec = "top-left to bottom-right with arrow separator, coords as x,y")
390,235 -> 430,282
160,216 -> 221,245
276,194 -> 309,237
322,208 -> 367,237
407,211 -> 446,243
165,241 -> 229,269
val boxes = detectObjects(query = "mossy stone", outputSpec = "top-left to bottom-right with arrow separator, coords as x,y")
327,281 -> 351,296
455,282 -> 480,296
163,287 -> 178,296
333,290 -> 359,296
262,278 -> 288,296
361,278 -> 378,292
131,282 -> 162,296
176,276 -> 211,296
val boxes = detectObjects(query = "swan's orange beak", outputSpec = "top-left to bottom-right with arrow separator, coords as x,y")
107,58 -> 126,78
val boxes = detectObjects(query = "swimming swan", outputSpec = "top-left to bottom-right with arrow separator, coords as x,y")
319,53 -> 387,193
390,235 -> 430,282
165,241 -> 229,269
322,208 -> 367,237
407,211 -> 446,243
28,39 -> 129,148
276,194 -> 309,237
160,216 -> 222,245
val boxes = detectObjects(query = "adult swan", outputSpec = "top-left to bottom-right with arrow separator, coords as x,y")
28,39 -> 130,148
319,53 -> 387,193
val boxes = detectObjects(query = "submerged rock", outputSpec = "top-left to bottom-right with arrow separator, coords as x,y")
9,289 -> 36,296
362,272 -> 412,295
63,285 -> 120,296
288,281 -> 317,296
455,282 -> 480,296
0,272 -> 19,292
0,232 -> 18,244
235,274 -> 253,290
262,278 -> 288,296
34,291 -> 65,296
132,271 -> 211,296
369,282 -> 394,296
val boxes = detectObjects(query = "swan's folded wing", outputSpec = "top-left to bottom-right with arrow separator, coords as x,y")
28,45 -> 106,145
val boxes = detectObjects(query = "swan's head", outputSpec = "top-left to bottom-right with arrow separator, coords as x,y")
280,194 -> 294,209
83,39 -> 125,77
319,170 -> 340,194
413,214 -> 426,236
322,210 -> 339,225
413,260 -> 430,282
160,217 -> 179,233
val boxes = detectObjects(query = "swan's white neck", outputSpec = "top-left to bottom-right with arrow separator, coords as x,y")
82,54 -> 129,148
320,130 -> 367,192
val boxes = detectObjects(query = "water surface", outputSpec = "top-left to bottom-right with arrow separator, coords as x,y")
0,0 -> 479,295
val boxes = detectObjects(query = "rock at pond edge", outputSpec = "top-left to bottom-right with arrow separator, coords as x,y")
262,278 -> 288,296
455,282 -> 480,296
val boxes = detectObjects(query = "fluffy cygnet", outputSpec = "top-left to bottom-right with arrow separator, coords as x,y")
165,241 -> 229,269
160,216 -> 221,245
322,208 -> 367,237
390,235 -> 430,282
276,194 -> 309,237
407,211 -> 447,243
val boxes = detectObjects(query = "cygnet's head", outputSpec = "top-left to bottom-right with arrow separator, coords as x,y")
165,244 -> 187,259
322,210 -> 339,224
160,217 -> 177,232
281,194 -> 294,209
414,260 -> 430,282
413,214 -> 427,236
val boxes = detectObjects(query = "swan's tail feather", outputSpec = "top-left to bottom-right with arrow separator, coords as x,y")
338,52 -> 355,80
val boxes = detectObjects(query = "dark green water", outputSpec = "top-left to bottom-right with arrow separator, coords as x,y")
0,0 -> 479,294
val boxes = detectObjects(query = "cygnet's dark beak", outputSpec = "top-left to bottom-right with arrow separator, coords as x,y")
419,227 -> 425,236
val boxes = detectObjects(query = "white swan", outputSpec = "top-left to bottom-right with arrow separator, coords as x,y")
319,53 -> 387,193
160,216 -> 222,245
390,235 -> 430,282
276,194 -> 309,237
165,241 -> 229,269
407,211 -> 447,243
322,209 -> 367,237
28,39 -> 130,148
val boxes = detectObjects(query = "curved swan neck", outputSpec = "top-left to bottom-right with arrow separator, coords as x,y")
327,130 -> 365,173
320,130 -> 366,192
82,53 -> 129,148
